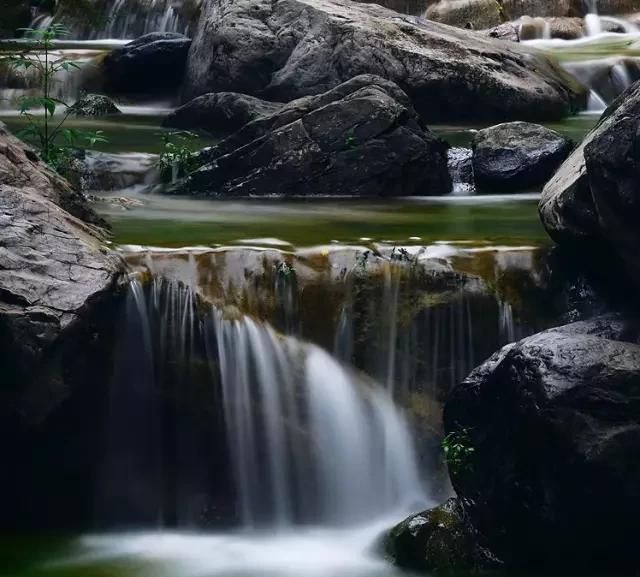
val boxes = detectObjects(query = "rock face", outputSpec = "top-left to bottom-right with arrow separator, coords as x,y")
427,0 -> 640,30
185,76 -> 451,197
540,81 -> 640,282
385,498 -> 502,573
103,32 -> 192,96
0,124 -> 123,422
183,0 -> 584,122
472,122 -> 573,192
71,93 -> 121,116
444,316 -> 640,570
164,92 -> 283,134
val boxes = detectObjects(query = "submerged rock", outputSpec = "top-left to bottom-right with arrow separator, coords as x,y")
164,92 -> 283,134
540,81 -> 640,283
444,316 -> 640,570
472,122 -> 573,192
185,76 -> 451,197
103,32 -> 192,96
385,498 -> 502,573
184,0 -> 584,122
71,93 -> 121,117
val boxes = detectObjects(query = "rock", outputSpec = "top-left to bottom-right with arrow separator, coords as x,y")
185,76 -> 451,197
540,80 -> 640,274
582,91 -> 640,285
472,122 -> 573,192
444,316 -> 640,570
183,0 -> 585,122
426,0 -> 506,29
426,0 -> 577,29
103,32 -> 192,96
353,0 -> 431,15
0,125 -> 124,423
164,92 -> 283,134
0,0 -> 31,38
0,122 -> 105,227
71,93 -> 121,116
486,22 -> 520,42
385,498 -> 503,573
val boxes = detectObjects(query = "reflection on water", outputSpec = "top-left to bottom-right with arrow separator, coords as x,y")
103,194 -> 547,249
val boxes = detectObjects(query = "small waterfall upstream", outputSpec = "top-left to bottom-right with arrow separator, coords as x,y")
100,276 -> 427,529
31,0 -> 202,40
523,1 -> 640,112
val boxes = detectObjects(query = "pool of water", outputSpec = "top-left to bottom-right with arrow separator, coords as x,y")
102,194 -> 547,249
2,523 -> 416,577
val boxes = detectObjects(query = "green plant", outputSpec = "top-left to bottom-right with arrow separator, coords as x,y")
442,429 -> 475,477
158,130 -> 200,183
345,135 -> 357,149
0,24 -> 108,171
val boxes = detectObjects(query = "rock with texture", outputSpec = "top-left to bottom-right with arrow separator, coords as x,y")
164,92 -> 283,134
183,0 -> 584,122
472,122 -> 573,192
103,32 -> 192,96
185,76 -> 451,197
0,124 -> 123,422
71,93 -> 121,116
540,80 -> 640,284
385,498 -> 502,573
444,315 -> 640,570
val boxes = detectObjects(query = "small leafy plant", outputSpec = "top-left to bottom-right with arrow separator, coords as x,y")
158,130 -> 199,183
0,24 -> 108,171
442,429 -> 475,477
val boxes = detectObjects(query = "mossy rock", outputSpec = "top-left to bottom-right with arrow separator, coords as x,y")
385,498 -> 502,574
71,94 -> 121,117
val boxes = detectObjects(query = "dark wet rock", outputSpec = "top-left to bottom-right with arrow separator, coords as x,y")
385,498 -> 503,573
0,0 -> 31,38
103,32 -> 192,96
472,122 -> 573,192
444,315 -> 640,570
164,92 -> 283,134
184,0 -> 585,122
0,126 -> 124,423
540,80 -> 640,283
71,93 -> 121,116
185,77 -> 451,197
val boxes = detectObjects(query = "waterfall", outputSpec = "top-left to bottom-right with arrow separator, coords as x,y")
100,277 -> 428,528
31,0 -> 201,40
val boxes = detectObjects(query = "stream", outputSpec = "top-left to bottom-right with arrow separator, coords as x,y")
1,1 -> 637,576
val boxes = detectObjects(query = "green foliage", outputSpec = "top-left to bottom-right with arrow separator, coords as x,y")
158,130 -> 200,182
0,24 -> 108,171
345,135 -> 357,149
442,429 -> 475,477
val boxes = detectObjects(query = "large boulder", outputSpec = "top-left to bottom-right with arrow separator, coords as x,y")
103,32 -> 192,96
444,316 -> 640,570
472,122 -> 573,192
0,124 -> 123,421
164,92 -> 283,134
540,81 -> 640,282
183,0 -> 585,122
385,498 -> 502,573
185,76 -> 451,196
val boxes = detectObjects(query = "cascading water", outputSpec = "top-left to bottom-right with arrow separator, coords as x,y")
523,0 -> 640,112
101,276 -> 428,529
31,0 -> 201,40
